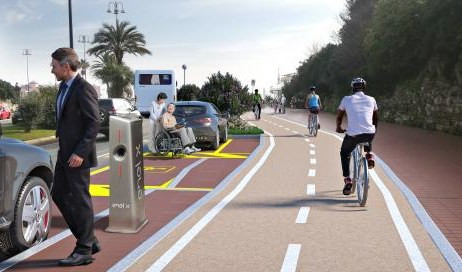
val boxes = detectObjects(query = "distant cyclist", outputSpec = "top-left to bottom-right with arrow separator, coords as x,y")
306,86 -> 322,129
336,78 -> 378,195
252,89 -> 263,119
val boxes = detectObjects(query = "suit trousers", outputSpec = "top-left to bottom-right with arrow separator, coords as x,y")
52,161 -> 95,254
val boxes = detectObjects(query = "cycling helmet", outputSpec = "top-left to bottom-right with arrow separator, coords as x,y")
351,78 -> 366,89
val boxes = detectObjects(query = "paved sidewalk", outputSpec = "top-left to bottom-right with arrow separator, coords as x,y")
279,108 -> 462,256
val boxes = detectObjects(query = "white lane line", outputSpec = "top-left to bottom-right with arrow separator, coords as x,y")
375,157 -> 462,272
285,128 -> 290,131
310,158 -> 317,165
304,139 -> 310,142
97,153 -> 109,158
318,128 -> 431,272
280,244 -> 301,272
306,184 -> 316,195
146,131 -> 276,272
308,169 -> 316,177
292,130 -> 298,134
370,170 -> 430,271
295,207 -> 311,224
310,150 -> 315,155
279,125 -> 283,128
309,144 -> 315,148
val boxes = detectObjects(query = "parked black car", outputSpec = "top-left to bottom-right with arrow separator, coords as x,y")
174,101 -> 229,150
0,123 -> 54,258
98,98 -> 142,137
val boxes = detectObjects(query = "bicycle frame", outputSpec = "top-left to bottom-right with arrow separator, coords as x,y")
349,143 -> 369,206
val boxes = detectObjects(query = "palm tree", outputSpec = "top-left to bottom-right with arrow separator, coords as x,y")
87,21 -> 151,64
91,53 -> 134,98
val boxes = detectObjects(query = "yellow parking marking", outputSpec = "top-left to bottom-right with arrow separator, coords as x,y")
90,165 -> 176,176
91,166 -> 109,176
90,178 -> 174,197
214,139 -> 232,154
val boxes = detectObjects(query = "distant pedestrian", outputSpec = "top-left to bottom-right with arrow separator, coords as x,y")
149,92 -> 167,152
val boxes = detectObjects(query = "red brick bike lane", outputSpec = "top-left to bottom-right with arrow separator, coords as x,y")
5,137 -> 261,271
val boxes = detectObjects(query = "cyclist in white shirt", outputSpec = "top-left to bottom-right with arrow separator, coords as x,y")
148,92 -> 167,152
336,78 -> 378,195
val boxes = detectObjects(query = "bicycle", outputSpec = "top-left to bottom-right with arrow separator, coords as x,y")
349,142 -> 370,207
253,104 -> 260,120
308,113 -> 318,137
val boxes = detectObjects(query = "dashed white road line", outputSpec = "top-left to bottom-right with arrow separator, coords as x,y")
280,244 -> 301,272
306,184 -> 316,195
304,139 -> 310,142
285,128 -> 290,131
308,169 -> 316,177
292,130 -> 299,134
295,207 -> 311,224
309,144 -> 315,148
310,158 -> 317,165
279,125 -> 283,128
310,150 -> 315,155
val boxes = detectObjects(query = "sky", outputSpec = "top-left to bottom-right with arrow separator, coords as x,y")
0,0 -> 346,95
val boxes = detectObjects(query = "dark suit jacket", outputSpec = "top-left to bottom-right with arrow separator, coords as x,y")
56,74 -> 101,169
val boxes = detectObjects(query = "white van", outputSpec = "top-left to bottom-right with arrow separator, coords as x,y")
134,70 -> 177,117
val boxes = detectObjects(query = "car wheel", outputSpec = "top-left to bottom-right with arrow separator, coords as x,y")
100,109 -> 109,126
211,128 -> 220,150
220,123 -> 228,143
0,177 -> 51,256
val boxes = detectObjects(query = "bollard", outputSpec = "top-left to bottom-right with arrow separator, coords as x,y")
105,116 -> 148,233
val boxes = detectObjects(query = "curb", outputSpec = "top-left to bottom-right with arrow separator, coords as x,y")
25,136 -> 57,146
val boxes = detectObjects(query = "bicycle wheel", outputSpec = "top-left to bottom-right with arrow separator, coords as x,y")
350,147 -> 359,194
313,115 -> 318,137
357,157 -> 369,206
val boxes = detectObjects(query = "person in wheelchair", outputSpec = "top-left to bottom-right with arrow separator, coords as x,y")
162,103 -> 201,154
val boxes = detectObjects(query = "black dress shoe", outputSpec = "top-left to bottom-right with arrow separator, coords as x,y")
59,253 -> 94,266
92,240 -> 101,255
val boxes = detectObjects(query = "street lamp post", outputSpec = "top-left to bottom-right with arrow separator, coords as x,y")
78,35 -> 91,79
107,1 -> 125,24
182,64 -> 187,87
68,0 -> 74,48
22,49 -> 32,98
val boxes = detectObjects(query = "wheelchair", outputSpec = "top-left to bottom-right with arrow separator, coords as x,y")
154,128 -> 184,156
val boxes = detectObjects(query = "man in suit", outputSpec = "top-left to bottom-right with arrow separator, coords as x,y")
50,48 -> 101,266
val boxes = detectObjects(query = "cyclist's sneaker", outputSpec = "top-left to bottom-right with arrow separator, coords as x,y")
343,177 -> 353,195
366,153 -> 375,169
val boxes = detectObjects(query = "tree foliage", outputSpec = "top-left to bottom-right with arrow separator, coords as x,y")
0,79 -> 19,103
178,84 -> 201,101
199,72 -> 252,115
283,0 -> 462,110
88,21 -> 152,65
91,53 -> 133,98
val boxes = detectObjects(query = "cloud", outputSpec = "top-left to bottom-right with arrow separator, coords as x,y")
0,0 -> 43,24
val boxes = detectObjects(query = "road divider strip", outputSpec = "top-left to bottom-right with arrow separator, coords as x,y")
108,134 -> 267,272
144,131 -> 275,272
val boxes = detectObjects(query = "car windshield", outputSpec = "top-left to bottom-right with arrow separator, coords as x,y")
174,105 -> 206,117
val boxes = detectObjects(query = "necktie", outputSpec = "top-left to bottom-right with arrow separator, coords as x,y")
57,83 -> 68,119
